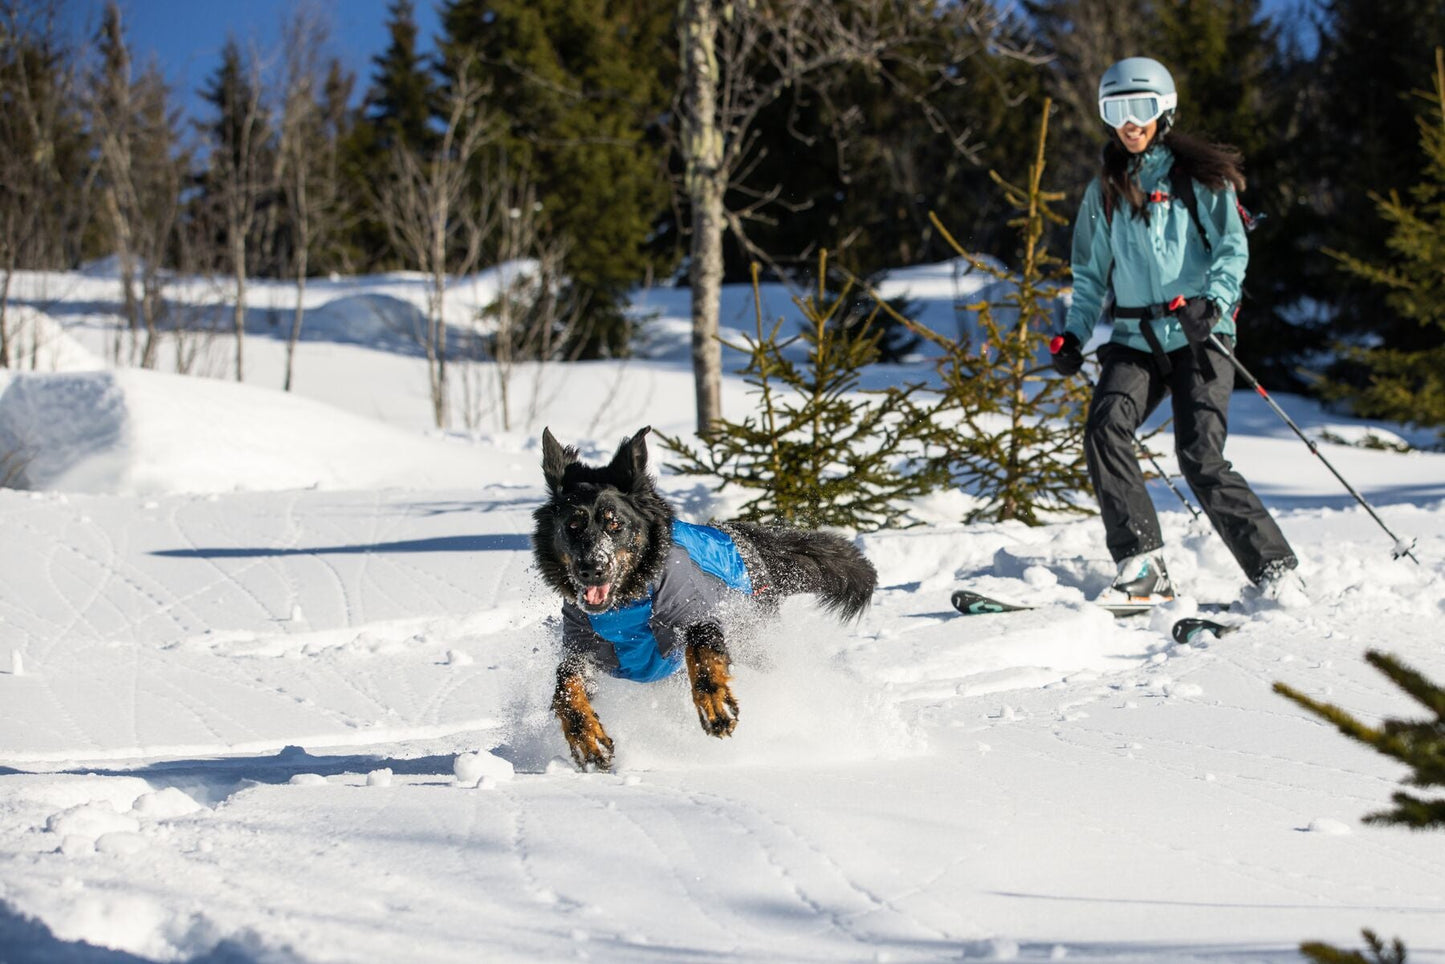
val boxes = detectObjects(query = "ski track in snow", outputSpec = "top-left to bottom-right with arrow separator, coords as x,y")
3,267 -> 1445,960
3,483 -> 1444,962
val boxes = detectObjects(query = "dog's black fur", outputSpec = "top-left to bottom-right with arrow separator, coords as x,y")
531,425 -> 877,769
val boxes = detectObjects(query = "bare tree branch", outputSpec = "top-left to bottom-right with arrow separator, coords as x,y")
674,0 -> 1020,434
367,60 -> 495,429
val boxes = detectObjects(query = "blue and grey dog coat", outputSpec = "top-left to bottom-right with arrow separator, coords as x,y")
560,519 -> 755,682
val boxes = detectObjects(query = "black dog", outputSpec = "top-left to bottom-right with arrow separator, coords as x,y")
531,425 -> 877,770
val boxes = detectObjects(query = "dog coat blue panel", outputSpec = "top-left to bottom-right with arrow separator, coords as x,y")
563,521 -> 753,683
586,591 -> 682,683
669,519 -> 753,594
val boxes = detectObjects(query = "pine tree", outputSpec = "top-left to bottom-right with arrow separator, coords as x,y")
342,0 -> 438,270
674,0 -> 1017,433
362,0 -> 437,154
1323,49 -> 1445,438
1276,649 -> 1445,962
1155,0 -> 1277,155
1277,650 -> 1445,830
831,282 -> 920,365
311,58 -> 356,275
1300,932 -> 1408,964
438,0 -> 674,358
658,256 -> 945,532
908,99 -> 1093,525
1307,0 -> 1445,368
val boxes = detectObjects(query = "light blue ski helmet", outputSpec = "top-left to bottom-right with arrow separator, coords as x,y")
1097,57 -> 1178,130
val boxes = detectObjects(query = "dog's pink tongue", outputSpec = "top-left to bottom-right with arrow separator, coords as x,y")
585,583 -> 611,607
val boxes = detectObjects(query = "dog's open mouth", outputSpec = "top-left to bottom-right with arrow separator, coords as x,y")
581,582 -> 613,610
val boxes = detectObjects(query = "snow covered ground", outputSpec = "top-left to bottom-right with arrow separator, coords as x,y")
1,264 -> 1443,963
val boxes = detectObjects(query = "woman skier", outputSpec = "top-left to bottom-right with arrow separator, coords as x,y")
1050,56 -> 1299,604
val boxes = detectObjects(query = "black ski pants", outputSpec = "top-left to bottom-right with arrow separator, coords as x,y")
1084,337 -> 1296,585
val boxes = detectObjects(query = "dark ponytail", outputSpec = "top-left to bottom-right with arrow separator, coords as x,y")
1100,127 -> 1246,222
1101,139 -> 1147,220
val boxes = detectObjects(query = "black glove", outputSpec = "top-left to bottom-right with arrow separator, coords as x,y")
1049,332 -> 1083,376
1175,297 -> 1220,346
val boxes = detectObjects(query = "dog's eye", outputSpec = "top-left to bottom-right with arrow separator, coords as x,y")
567,516 -> 585,530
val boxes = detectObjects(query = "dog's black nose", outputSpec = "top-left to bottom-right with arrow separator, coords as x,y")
577,561 -> 607,583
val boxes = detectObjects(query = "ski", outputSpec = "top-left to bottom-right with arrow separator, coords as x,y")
951,588 -> 1229,621
1171,616 -> 1238,645
950,590 -> 1035,615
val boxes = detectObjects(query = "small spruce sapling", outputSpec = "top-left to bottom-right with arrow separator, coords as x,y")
658,255 -> 944,532
887,97 -> 1092,524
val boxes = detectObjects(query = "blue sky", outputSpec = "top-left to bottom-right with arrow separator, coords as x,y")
63,0 -> 444,117
65,0 -> 1314,124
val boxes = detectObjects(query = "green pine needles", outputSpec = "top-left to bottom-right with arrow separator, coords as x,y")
1300,931 -> 1408,964
1277,648 -> 1445,963
1275,650 -> 1445,830
662,97 -> 1099,532
904,97 -> 1092,525
659,258 -> 944,532
1325,48 -> 1445,439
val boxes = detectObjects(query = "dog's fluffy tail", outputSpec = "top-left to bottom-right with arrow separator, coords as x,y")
724,521 -> 876,622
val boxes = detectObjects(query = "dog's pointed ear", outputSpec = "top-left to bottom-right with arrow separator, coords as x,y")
541,427 -> 577,495
608,425 -> 652,491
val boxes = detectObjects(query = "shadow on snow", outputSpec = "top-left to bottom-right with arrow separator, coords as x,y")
149,533 -> 531,559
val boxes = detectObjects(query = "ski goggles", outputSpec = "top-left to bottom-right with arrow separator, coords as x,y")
1098,91 -> 1177,128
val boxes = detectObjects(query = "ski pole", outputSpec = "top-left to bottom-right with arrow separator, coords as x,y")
1132,435 -> 1202,521
1088,371 -> 1203,521
1207,333 -> 1419,565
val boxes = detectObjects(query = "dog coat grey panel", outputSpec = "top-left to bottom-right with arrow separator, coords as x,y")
561,531 -> 751,682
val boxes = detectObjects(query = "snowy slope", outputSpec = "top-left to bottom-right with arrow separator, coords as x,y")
0,267 -> 1443,963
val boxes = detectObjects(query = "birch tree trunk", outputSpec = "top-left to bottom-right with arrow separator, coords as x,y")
671,0 -> 1013,438
0,259 -> 12,369
224,56 -> 265,384
430,190 -> 449,430
231,229 -> 247,382
679,0 -> 725,437
285,198 -> 307,392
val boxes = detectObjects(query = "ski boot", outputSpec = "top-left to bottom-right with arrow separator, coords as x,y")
1096,550 -> 1175,606
1248,557 -> 1307,607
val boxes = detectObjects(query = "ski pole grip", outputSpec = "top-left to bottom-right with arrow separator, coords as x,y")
1167,295 -> 1186,311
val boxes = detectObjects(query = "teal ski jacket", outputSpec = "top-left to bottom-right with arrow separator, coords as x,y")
1064,143 -> 1248,354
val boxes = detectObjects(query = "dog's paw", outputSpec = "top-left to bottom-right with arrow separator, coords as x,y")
562,718 -> 614,771
553,675 -> 615,771
686,642 -> 739,738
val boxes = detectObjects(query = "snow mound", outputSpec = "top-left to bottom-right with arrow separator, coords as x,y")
0,369 -> 495,495
453,749 -> 514,787
0,304 -> 104,376
300,293 -> 429,349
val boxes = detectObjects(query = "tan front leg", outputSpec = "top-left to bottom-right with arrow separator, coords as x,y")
686,635 -> 739,738
552,670 -> 614,771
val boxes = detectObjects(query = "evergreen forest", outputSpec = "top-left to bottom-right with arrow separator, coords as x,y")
4,0 -> 1445,431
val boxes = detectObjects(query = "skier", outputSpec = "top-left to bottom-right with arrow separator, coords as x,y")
1051,56 -> 1299,604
